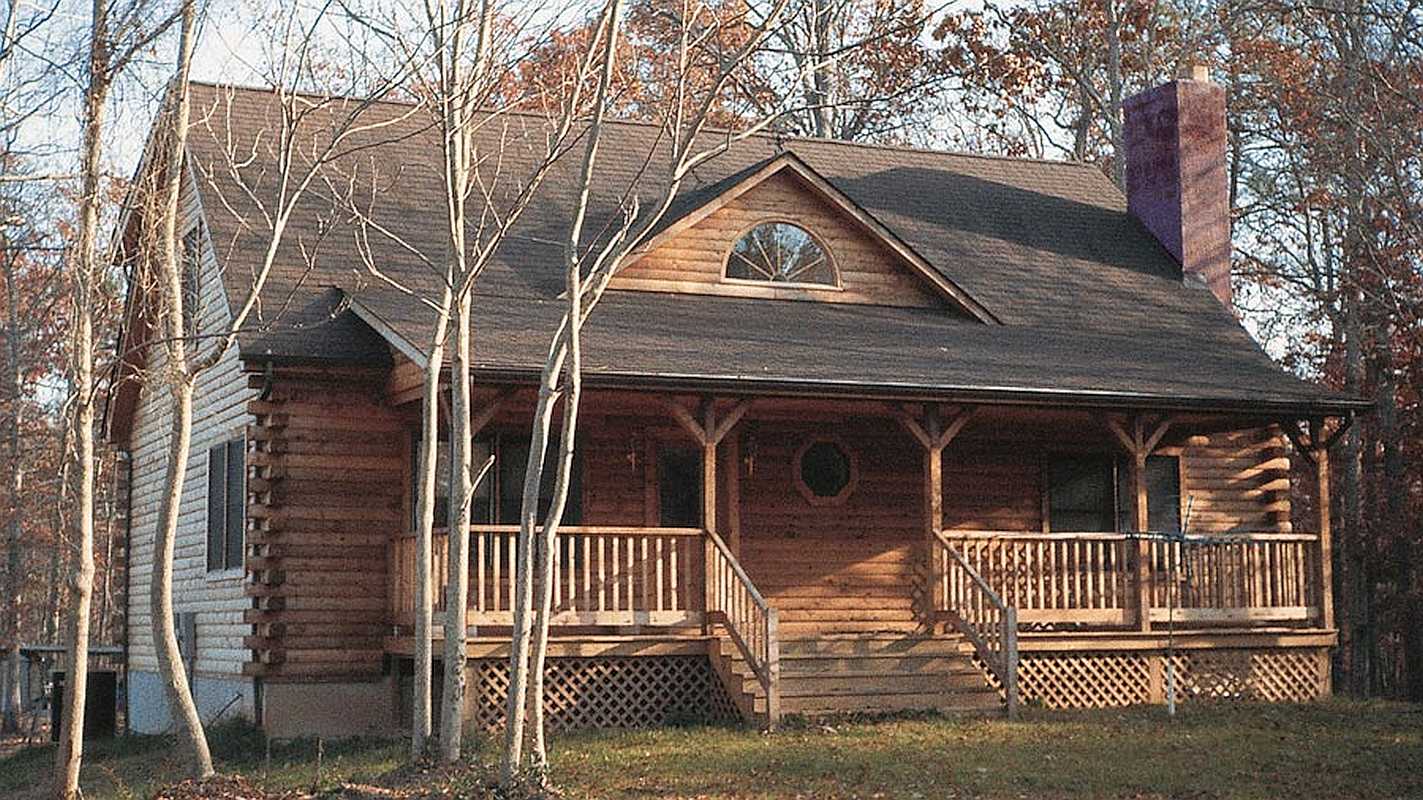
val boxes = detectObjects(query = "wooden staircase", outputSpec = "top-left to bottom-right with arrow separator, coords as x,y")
711,632 -> 1003,720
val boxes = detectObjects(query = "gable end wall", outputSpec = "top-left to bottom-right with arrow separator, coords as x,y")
125,165 -> 257,732
614,171 -> 950,309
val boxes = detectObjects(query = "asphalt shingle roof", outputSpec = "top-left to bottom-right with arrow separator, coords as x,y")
183,82 -> 1358,414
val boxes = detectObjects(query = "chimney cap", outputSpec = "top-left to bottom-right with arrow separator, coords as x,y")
1178,62 -> 1211,82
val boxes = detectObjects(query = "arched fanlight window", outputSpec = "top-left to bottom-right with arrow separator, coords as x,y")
724,221 -> 837,286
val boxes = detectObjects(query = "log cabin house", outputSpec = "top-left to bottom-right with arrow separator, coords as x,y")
107,70 -> 1365,737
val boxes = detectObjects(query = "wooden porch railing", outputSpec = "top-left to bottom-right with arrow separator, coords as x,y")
1147,533 -> 1320,624
944,532 -> 1134,626
704,529 -> 780,726
930,530 -> 1019,717
389,525 -> 707,627
942,530 -> 1323,628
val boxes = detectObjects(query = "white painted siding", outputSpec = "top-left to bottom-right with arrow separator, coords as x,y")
125,164 -> 255,679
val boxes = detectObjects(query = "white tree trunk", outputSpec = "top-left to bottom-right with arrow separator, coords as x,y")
411,322 -> 448,756
510,2 -> 620,778
502,351 -> 562,780
439,292 -> 473,761
145,2 -> 213,777
54,28 -> 108,796
148,377 -> 214,778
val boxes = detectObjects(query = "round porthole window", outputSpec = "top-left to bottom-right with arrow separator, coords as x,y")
794,438 -> 857,505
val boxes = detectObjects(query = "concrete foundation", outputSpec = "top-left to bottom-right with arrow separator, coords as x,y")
260,678 -> 395,739
127,670 -> 255,734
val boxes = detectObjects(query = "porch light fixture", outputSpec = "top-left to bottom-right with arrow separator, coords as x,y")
793,437 -> 858,506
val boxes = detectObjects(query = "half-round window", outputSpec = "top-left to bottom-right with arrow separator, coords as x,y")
725,221 -> 837,286
794,438 -> 858,505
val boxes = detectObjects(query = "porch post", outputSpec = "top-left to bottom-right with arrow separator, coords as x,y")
1315,446 -> 1335,631
1131,451 -> 1152,632
1107,414 -> 1173,632
925,442 -> 944,607
701,399 -> 717,538
660,396 -> 752,621
895,405 -> 975,616
1285,416 -> 1347,634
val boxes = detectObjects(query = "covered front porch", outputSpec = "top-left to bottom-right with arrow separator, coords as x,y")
382,386 -> 1340,724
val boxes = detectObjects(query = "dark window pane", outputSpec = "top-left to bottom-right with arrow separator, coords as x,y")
497,436 -> 581,525
225,439 -> 245,570
181,223 -> 204,335
206,444 -> 226,571
1114,455 -> 1183,533
1146,456 -> 1181,532
658,447 -> 702,527
471,438 -> 494,524
799,441 -> 851,498
1048,457 -> 1115,532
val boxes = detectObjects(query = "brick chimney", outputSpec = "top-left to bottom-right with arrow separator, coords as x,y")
1123,64 -> 1232,308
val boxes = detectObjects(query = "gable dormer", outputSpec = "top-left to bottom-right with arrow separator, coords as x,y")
613,153 -> 995,322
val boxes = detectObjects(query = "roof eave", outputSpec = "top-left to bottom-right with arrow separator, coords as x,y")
461,365 -> 1368,418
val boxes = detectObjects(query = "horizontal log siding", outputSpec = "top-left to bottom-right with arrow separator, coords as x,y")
1179,428 -> 1293,534
737,418 -> 923,635
578,416 -> 653,526
613,172 -> 947,308
246,375 -> 404,680
126,169 -> 253,678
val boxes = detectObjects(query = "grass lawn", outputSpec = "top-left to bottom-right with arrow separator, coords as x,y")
2,700 -> 1419,799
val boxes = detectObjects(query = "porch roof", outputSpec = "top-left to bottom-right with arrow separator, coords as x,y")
343,285 -> 1361,415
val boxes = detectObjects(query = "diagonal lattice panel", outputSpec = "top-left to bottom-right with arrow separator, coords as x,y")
471,655 -> 740,733
1016,653 -> 1153,709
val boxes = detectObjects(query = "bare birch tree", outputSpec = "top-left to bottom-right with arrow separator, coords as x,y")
56,1 -> 183,795
340,0 -> 603,760
122,0 -> 428,780
502,0 -> 829,782
142,0 -> 209,776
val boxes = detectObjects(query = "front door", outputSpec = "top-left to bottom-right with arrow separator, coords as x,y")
657,445 -> 702,527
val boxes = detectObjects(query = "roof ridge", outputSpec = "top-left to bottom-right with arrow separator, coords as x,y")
782,135 -> 1103,169
187,80 -> 1103,172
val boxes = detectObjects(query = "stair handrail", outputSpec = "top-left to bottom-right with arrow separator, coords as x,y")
931,528 -> 1019,718
704,529 -> 780,726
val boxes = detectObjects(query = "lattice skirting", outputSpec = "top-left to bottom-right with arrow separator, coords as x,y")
981,648 -> 1328,709
1164,649 -> 1328,703
469,655 -> 741,732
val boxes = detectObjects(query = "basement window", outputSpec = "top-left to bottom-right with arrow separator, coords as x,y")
725,221 -> 838,287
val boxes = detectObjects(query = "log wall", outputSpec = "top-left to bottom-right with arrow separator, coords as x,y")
244,372 -> 404,681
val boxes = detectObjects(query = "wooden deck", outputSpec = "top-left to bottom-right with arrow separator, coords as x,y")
385,522 -> 1334,723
